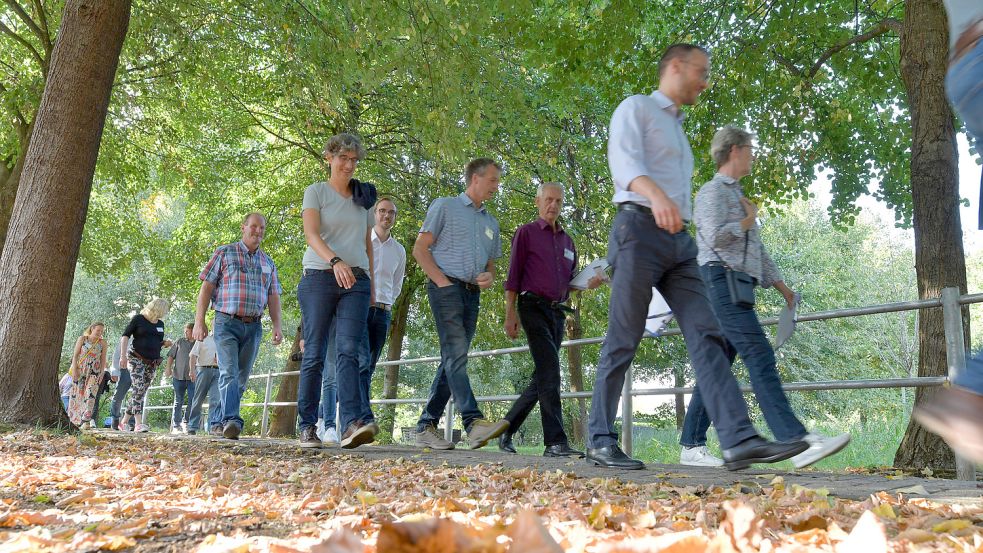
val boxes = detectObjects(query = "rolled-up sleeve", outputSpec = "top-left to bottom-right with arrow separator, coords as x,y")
759,246 -> 783,288
608,96 -> 651,192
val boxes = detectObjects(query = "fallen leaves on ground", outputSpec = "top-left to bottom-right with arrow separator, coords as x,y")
0,432 -> 979,552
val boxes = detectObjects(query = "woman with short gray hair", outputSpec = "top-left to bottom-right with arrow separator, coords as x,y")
679,126 -> 850,469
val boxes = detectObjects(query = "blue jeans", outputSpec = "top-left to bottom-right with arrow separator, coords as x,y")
171,378 -> 195,428
61,395 -> 70,410
320,307 -> 387,428
297,269 -> 371,432
416,280 -> 484,432
587,209 -> 758,449
110,368 -> 132,422
188,367 -> 222,431
214,311 -> 263,429
681,264 -> 807,445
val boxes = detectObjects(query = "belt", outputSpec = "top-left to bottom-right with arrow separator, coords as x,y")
220,312 -> 261,324
303,267 -> 369,279
618,202 -> 652,215
953,18 -> 983,64
445,276 -> 480,293
520,291 -> 575,314
371,302 -> 392,311
198,365 -> 218,369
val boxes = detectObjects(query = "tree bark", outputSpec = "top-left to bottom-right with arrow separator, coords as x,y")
378,281 -> 414,443
0,0 -> 130,426
565,295 -> 588,444
268,327 -> 301,437
894,0 -> 965,470
673,366 -> 686,430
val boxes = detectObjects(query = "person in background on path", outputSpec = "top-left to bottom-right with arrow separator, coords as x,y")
109,340 -> 132,431
586,43 -> 807,470
121,300 -> 171,433
91,369 -> 113,427
319,197 -> 406,445
59,372 -> 73,411
66,322 -> 108,428
296,133 -> 378,449
499,182 -> 602,458
187,322 -> 223,436
412,158 -> 510,451
679,126 -> 850,468
913,0 -> 983,463
193,212 -> 284,441
165,323 -> 196,434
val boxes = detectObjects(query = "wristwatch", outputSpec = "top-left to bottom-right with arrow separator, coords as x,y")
329,256 -> 342,268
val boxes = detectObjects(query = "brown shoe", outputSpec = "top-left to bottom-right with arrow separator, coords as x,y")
340,421 -> 377,449
914,386 -> 983,463
467,419 -> 509,449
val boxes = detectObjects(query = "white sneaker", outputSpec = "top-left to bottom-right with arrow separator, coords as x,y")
170,426 -> 183,435
680,445 -> 724,467
315,418 -> 325,441
791,432 -> 851,468
322,427 -> 339,445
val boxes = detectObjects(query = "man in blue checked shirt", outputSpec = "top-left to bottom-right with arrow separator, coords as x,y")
192,212 -> 284,440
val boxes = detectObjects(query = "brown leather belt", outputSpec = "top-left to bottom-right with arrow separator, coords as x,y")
221,312 -> 260,324
952,18 -> 983,64
371,302 -> 392,311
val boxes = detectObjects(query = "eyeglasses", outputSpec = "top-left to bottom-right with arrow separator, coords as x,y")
336,154 -> 359,164
376,208 -> 396,216
680,60 -> 710,82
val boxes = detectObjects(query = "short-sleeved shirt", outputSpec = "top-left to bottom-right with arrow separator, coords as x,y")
301,182 -> 373,270
608,91 -> 694,219
190,335 -> 218,367
420,193 -> 502,283
504,218 -> 578,303
122,314 -> 166,361
166,337 -> 195,380
200,241 -> 283,318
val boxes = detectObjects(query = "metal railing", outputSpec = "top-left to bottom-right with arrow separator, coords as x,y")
142,287 -> 982,480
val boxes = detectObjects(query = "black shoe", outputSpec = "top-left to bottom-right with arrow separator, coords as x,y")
722,436 -> 809,471
544,443 -> 585,458
498,433 -> 517,454
585,444 -> 645,470
186,430 -> 197,435
223,422 -> 241,440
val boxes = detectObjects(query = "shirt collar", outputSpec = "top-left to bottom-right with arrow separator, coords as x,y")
535,217 -> 565,234
236,240 -> 261,257
371,227 -> 392,244
650,90 -> 685,122
714,172 -> 740,186
458,192 -> 486,213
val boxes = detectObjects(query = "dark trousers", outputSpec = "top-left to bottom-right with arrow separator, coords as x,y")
587,209 -> 759,449
110,368 -> 132,423
297,269 -> 372,432
361,306 -> 392,418
681,264 -> 808,446
504,295 -> 568,446
416,280 -> 484,432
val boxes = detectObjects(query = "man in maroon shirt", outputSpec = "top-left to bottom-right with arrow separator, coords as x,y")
500,182 -> 603,457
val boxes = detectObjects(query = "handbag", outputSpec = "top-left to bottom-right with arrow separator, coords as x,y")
700,227 -> 756,308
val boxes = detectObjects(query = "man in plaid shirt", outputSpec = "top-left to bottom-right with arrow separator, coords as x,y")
192,212 -> 284,440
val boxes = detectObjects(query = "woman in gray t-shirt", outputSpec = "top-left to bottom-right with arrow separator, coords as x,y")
296,133 -> 378,450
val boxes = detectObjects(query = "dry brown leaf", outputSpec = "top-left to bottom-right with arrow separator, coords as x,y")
506,509 -> 561,553
836,510 -> 887,553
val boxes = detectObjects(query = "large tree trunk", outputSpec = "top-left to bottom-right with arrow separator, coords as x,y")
378,284 -> 413,443
894,0 -> 966,471
565,295 -> 589,444
268,327 -> 302,437
0,145 -> 29,256
0,0 -> 130,426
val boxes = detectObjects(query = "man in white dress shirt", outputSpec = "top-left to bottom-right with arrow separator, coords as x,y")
187,323 -> 222,436
586,43 -> 808,470
359,198 -> 406,417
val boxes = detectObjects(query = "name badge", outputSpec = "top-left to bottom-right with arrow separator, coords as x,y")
485,227 -> 494,240
156,327 -> 164,333
262,265 -> 272,274
564,248 -> 575,261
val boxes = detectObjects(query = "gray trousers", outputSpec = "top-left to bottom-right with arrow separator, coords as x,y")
587,208 -> 759,449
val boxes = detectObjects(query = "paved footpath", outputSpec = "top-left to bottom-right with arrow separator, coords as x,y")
110,431 -> 983,504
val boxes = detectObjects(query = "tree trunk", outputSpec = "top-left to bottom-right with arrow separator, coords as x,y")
378,283 -> 413,443
673,366 -> 686,430
0,0 -> 130,426
565,294 -> 589,444
268,327 -> 302,437
0,146 -> 28,256
894,0 -> 965,471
